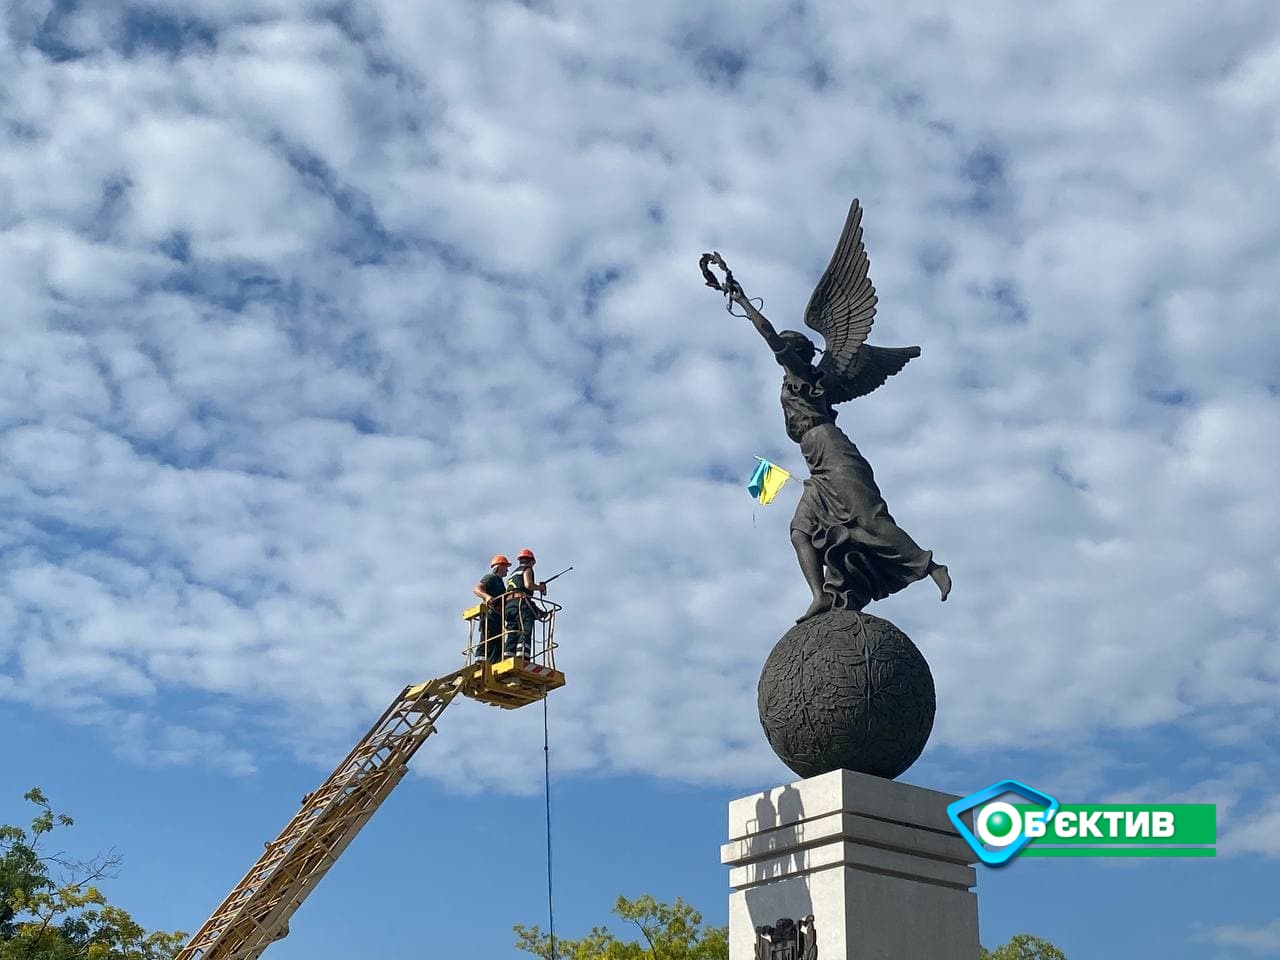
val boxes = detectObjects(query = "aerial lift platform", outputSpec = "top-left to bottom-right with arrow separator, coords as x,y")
174,593 -> 564,960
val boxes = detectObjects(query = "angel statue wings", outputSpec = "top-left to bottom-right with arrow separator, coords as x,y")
701,198 -> 951,623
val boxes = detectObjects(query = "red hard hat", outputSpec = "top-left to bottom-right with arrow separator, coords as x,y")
490,554 -> 510,567
517,548 -> 536,562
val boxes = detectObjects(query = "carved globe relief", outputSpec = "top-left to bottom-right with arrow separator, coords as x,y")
757,609 -> 935,781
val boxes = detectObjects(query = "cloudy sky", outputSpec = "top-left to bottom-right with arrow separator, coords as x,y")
2,0 -> 1278,956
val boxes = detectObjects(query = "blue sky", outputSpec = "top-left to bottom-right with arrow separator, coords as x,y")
2,0 -> 1278,957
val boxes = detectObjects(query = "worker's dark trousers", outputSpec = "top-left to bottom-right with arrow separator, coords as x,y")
503,598 -> 535,657
480,612 -> 503,661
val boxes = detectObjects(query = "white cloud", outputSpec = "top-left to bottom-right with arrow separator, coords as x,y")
0,0 -> 1277,820
1204,919 -> 1280,956
1221,794 -> 1280,860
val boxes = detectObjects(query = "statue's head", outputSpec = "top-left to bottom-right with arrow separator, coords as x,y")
778,330 -> 816,362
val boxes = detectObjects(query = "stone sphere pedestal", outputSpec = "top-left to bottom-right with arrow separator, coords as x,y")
757,608 -> 935,781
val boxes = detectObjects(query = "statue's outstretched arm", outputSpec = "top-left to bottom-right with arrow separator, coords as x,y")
700,251 -> 798,365
729,287 -> 787,354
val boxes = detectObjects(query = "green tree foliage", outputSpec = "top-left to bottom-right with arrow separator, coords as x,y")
1,789 -> 186,960
514,894 -> 728,960
514,893 -> 1067,960
981,933 -> 1068,960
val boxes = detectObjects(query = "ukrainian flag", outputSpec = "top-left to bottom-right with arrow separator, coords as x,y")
748,457 -> 792,505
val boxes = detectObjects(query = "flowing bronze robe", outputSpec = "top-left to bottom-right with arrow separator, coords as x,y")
776,344 -> 933,610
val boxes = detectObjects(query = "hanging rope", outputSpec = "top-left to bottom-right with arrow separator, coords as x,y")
543,694 -> 556,960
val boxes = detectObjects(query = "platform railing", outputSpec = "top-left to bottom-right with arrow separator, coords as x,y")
462,592 -> 561,670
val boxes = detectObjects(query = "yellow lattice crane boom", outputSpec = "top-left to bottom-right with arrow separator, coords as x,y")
175,594 -> 565,960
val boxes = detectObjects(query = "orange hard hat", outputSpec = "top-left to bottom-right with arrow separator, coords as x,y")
517,548 -> 536,562
490,554 -> 511,567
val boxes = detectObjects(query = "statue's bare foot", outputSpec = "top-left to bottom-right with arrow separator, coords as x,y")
929,564 -> 952,601
796,594 -> 832,623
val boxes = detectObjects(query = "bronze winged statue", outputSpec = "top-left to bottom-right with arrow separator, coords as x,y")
702,198 -> 951,623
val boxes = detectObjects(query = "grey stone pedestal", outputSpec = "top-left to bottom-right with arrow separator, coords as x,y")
722,769 -> 980,959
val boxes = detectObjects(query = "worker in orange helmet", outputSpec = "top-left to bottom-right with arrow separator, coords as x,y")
473,554 -> 510,662
502,548 -> 547,659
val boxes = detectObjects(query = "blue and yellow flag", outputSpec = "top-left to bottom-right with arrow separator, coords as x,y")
748,457 -> 792,505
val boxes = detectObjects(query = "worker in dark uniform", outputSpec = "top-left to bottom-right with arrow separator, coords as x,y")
503,548 -> 546,659
473,554 -> 510,662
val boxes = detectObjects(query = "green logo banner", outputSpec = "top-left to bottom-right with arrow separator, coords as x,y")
983,803 -> 1217,858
